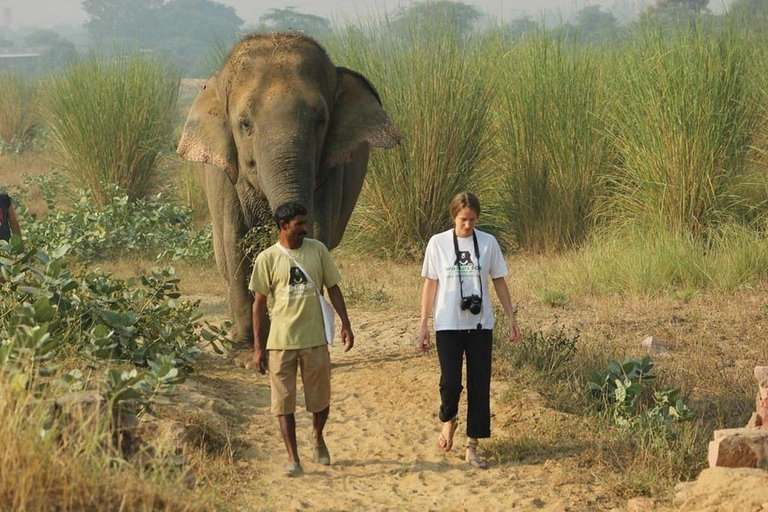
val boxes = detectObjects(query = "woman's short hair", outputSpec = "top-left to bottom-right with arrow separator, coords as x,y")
448,192 -> 481,219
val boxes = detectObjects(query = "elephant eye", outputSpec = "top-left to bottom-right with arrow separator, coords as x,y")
239,118 -> 253,133
317,113 -> 326,126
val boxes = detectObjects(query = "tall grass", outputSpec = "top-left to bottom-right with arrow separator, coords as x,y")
602,25 -> 765,235
173,161 -> 209,227
44,53 -> 180,206
328,20 -> 496,260
0,72 -> 40,153
525,223 -> 768,296
491,32 -> 613,252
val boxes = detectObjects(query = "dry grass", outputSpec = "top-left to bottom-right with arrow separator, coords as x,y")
0,380 -> 210,511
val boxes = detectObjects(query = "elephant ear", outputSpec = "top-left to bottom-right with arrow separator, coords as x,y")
177,74 -> 238,183
314,68 -> 401,249
324,67 -> 401,168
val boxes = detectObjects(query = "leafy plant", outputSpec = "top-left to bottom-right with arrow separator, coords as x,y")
0,239 -> 223,407
13,175 -> 211,262
588,356 -> 692,426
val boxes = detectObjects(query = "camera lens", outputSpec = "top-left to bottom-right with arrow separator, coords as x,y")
469,295 -> 481,315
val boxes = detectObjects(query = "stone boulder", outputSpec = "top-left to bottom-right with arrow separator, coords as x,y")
708,428 -> 768,469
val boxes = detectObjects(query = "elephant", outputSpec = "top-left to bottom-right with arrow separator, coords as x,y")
177,32 -> 401,352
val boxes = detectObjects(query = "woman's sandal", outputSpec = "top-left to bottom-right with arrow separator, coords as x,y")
437,417 -> 458,452
466,440 -> 489,469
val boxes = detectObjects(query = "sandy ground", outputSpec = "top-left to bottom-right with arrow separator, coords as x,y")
192,309 -> 615,511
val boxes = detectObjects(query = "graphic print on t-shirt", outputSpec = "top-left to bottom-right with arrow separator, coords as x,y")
289,266 -> 308,285
456,251 -> 473,266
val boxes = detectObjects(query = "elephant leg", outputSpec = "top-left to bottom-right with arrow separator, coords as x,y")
204,168 -> 255,350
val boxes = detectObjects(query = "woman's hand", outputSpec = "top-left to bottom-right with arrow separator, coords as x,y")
508,318 -> 521,343
417,326 -> 431,353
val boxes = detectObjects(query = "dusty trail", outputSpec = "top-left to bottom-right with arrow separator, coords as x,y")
194,310 -> 609,511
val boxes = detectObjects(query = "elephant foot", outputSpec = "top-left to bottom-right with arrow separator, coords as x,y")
227,342 -> 255,370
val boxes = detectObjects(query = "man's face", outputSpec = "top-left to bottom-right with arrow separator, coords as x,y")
281,214 -> 309,243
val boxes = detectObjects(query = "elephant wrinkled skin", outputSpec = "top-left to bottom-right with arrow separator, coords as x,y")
177,33 -> 401,352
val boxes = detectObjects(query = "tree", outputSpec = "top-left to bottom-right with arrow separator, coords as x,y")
157,0 -> 242,44
571,5 -> 619,42
25,29 -> 67,47
391,1 -> 483,38
82,0 -> 163,45
257,7 -> 331,36
642,0 -> 710,24
83,0 -> 243,75
506,17 -> 540,40
24,29 -> 78,71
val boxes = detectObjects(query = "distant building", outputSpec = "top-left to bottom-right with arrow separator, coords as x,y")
0,49 -> 40,73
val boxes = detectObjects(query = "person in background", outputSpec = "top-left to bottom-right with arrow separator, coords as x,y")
0,191 -> 22,245
417,191 -> 521,469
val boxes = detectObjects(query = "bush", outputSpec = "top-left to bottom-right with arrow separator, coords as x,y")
588,356 -> 693,427
44,53 -> 180,206
0,72 -> 40,154
14,173 -> 211,262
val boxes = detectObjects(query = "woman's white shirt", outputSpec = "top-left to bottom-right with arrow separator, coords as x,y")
421,229 -> 508,331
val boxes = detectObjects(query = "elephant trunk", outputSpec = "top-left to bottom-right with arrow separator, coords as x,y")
256,147 -> 316,233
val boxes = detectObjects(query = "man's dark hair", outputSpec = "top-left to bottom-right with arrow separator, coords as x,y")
273,202 -> 308,229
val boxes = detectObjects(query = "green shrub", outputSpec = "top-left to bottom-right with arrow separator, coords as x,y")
44,53 -> 180,206
0,72 -> 40,154
14,173 -> 211,262
328,21 -> 496,259
588,356 -> 693,427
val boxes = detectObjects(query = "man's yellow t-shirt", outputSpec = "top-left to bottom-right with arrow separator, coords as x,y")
248,239 -> 341,350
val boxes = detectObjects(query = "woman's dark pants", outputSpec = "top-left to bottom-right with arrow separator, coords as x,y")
435,329 -> 493,439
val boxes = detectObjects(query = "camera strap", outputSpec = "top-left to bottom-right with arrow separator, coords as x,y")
452,229 -> 483,305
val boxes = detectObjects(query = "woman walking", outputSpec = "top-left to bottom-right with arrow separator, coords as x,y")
417,192 -> 520,469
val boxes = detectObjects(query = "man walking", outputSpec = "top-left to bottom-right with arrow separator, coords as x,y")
249,202 -> 354,477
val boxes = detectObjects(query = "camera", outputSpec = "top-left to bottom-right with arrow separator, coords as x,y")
461,294 -> 482,315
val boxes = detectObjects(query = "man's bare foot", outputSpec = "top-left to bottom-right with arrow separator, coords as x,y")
437,417 -> 458,452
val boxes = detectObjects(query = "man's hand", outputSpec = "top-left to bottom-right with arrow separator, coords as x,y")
254,347 -> 268,374
417,327 -> 431,353
341,324 -> 354,352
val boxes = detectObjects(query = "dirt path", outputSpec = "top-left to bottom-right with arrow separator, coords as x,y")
193,310 -> 612,511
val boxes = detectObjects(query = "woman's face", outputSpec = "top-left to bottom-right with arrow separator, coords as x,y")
453,207 -> 478,237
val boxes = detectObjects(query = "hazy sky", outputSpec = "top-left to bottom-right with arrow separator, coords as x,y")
2,0 -> 633,29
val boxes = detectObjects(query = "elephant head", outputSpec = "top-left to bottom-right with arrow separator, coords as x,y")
177,33 -> 401,248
